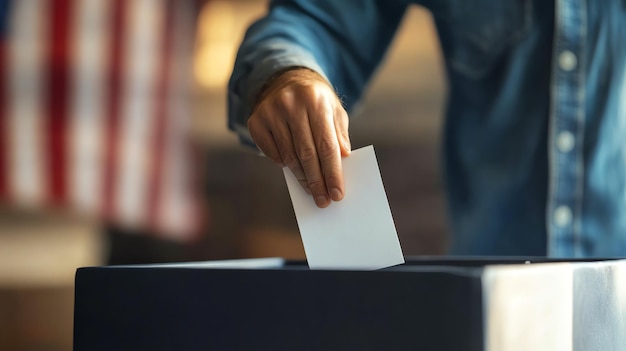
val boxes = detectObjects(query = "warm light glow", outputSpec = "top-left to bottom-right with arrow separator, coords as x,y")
194,0 -> 268,89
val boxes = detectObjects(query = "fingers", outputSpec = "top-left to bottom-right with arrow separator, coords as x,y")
307,97 -> 344,203
333,106 -> 351,157
249,108 -> 311,195
248,74 -> 349,208
248,117 -> 282,165
287,103 -> 331,208
273,89 -> 331,207
273,111 -> 312,197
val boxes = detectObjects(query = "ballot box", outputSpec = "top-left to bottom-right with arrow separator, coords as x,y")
73,257 -> 626,351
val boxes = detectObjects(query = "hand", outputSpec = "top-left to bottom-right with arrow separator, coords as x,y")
248,68 -> 351,208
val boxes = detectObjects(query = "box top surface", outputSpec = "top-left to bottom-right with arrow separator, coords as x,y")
76,256 -> 626,275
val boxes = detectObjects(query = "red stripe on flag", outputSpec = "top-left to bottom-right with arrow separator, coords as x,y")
47,0 -> 72,204
147,0 -> 175,232
102,0 -> 125,219
0,34 -> 7,200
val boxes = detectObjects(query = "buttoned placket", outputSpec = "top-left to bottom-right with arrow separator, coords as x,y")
548,0 -> 586,257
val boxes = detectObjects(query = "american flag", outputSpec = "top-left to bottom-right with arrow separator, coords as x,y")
0,0 -> 205,241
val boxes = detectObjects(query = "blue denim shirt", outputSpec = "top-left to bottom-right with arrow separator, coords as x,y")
228,0 -> 626,257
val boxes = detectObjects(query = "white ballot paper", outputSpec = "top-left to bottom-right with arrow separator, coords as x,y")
284,145 -> 404,270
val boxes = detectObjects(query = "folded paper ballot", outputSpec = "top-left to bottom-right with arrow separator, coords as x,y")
283,145 -> 404,270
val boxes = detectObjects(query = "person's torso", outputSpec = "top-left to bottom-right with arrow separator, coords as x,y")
406,0 -> 626,257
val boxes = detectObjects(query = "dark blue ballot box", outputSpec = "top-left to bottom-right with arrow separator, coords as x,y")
73,257 -> 626,351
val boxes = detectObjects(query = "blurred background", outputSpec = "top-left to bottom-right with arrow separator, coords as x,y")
0,0 -> 446,349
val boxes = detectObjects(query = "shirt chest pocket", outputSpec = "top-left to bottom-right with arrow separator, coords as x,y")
433,0 -> 533,79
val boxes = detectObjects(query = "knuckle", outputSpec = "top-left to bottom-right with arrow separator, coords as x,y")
274,89 -> 295,110
317,138 -> 338,159
281,152 -> 298,167
297,83 -> 326,102
297,146 -> 317,163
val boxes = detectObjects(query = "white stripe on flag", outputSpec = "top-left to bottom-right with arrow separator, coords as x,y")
7,0 -> 48,205
68,0 -> 111,215
115,0 -> 164,226
159,1 -> 197,237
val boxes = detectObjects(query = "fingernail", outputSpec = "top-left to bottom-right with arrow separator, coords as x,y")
315,196 -> 329,208
330,188 -> 343,201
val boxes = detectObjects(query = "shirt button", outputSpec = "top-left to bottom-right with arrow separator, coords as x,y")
557,131 -> 575,152
554,206 -> 572,227
559,50 -> 577,71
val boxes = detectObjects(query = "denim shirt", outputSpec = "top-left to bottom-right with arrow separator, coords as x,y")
228,0 -> 626,257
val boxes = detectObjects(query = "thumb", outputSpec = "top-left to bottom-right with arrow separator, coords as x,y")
334,107 -> 351,157
339,133 -> 351,157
